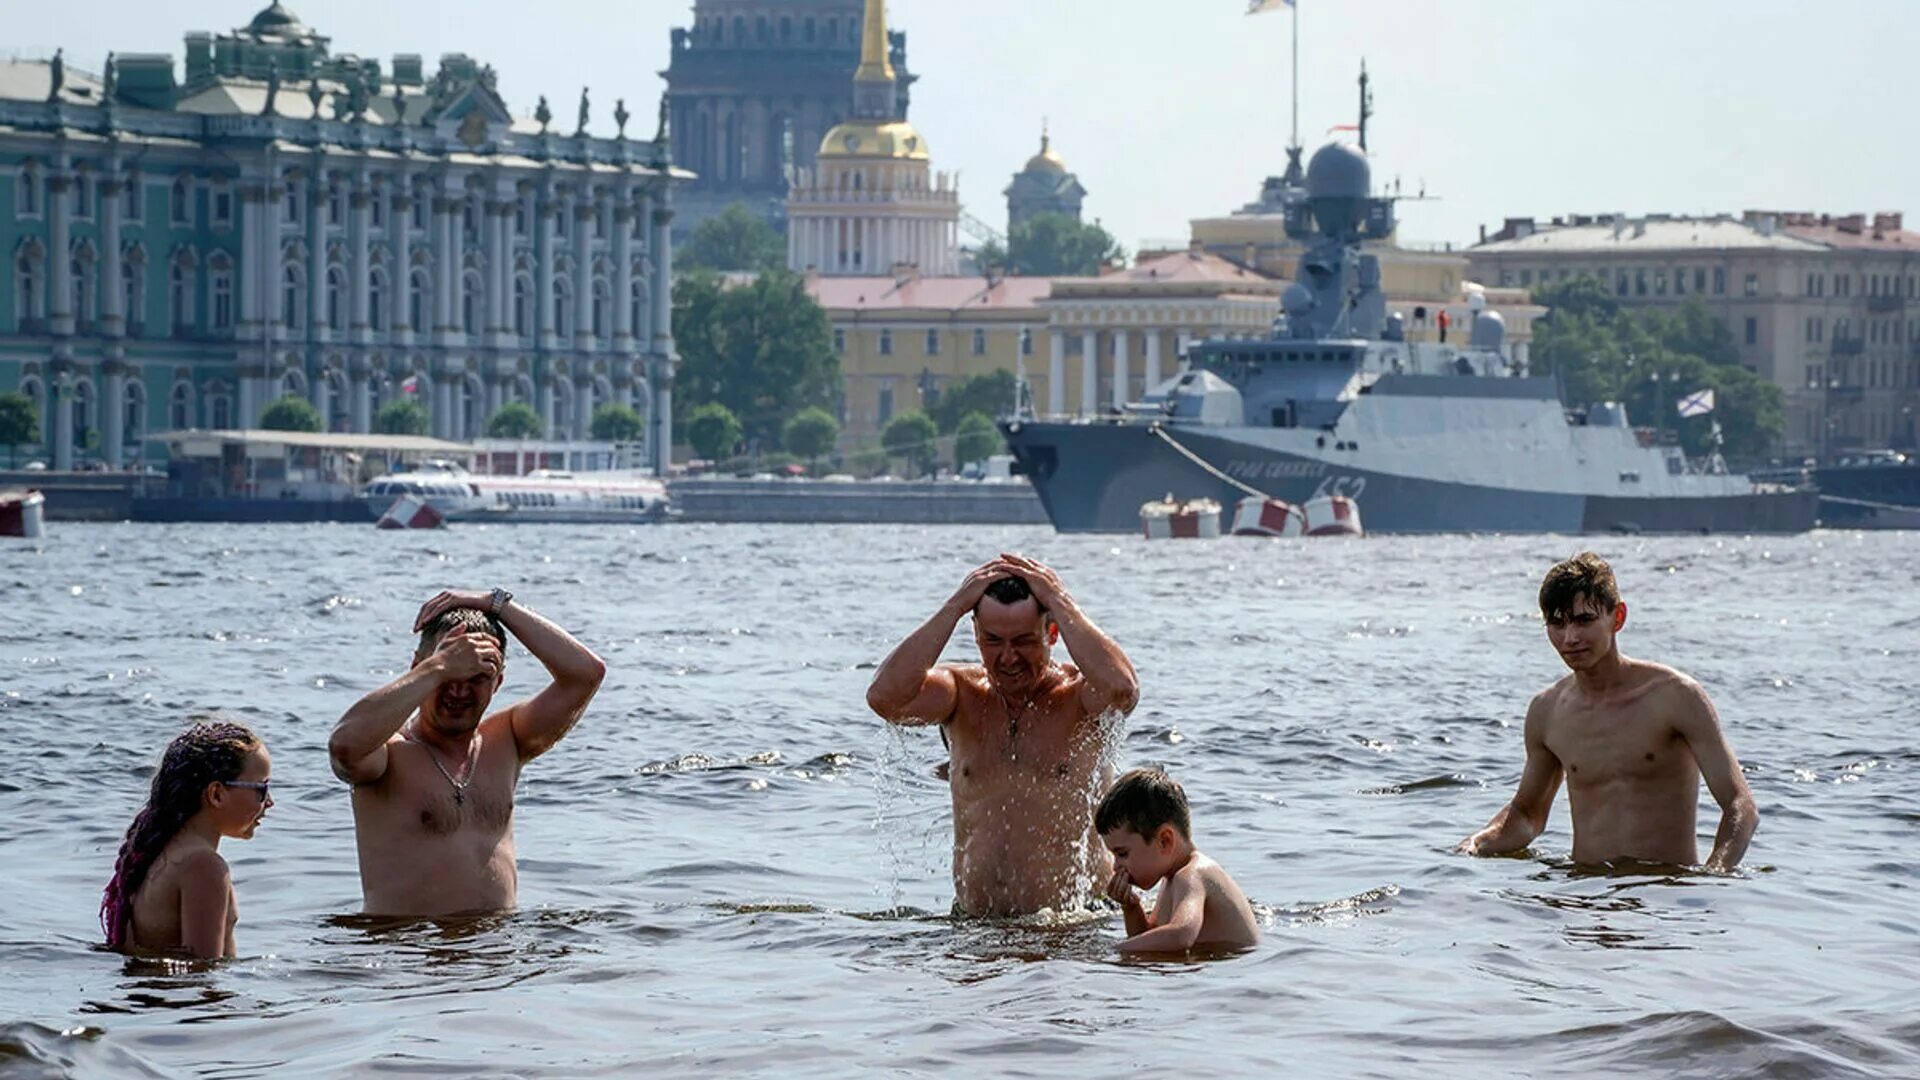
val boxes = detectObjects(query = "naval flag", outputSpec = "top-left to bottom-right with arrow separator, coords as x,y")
1677,388 -> 1715,418
1247,0 -> 1295,13
399,374 -> 421,395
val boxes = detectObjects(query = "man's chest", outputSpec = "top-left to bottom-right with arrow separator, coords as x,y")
1547,705 -> 1687,782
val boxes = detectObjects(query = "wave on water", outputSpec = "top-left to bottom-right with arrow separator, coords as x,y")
0,1023 -> 170,1079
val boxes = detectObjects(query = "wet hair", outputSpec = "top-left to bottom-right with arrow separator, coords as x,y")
980,576 -> 1035,608
414,608 -> 507,664
1095,768 -> 1192,842
100,721 -> 261,951
1539,551 -> 1621,625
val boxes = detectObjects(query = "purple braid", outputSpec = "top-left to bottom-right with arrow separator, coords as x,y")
100,722 -> 260,950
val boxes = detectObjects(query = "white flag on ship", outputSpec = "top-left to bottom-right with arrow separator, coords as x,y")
1677,388 -> 1715,418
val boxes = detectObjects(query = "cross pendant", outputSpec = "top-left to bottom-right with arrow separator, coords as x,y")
454,790 -> 465,806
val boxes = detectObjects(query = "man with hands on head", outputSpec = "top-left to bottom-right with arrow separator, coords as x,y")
867,553 -> 1139,916
329,588 -> 606,916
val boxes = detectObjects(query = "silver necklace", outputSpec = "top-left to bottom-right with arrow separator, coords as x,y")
412,727 -> 482,806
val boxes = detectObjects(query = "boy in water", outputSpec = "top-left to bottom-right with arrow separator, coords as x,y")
1097,768 -> 1259,954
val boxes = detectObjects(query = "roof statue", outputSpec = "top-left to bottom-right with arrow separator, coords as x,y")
345,70 -> 368,121
306,76 -> 323,115
47,49 -> 64,102
102,52 -> 116,103
575,87 -> 589,136
656,95 -> 669,144
614,98 -> 629,139
535,94 -> 551,134
390,80 -> 405,124
263,58 -> 281,116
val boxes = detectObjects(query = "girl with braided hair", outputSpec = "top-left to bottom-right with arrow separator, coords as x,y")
100,722 -> 274,959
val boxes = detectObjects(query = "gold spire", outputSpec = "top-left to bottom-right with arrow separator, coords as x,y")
854,0 -> 895,84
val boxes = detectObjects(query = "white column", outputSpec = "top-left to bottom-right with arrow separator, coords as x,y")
572,198 -> 593,349
1111,328 -> 1130,410
1079,329 -> 1098,417
1144,329 -> 1163,390
103,362 -> 126,466
613,194 -> 635,350
52,371 -> 74,470
447,192 -> 467,342
312,369 -> 332,431
308,167 -> 327,336
391,184 -> 414,341
433,189 -> 455,339
538,379 -> 555,437
1176,330 -> 1193,370
101,176 -> 125,338
1048,330 -> 1065,416
48,172 -> 72,334
350,369 -> 370,433
238,182 -> 266,333
537,189 -> 558,349
649,195 -> 676,477
349,179 -> 371,341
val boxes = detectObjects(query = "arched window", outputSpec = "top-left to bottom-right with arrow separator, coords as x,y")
209,386 -> 232,429
19,170 -> 40,215
630,279 -> 646,339
462,200 -> 478,241
369,268 -> 388,332
121,256 -> 143,335
462,272 -> 482,335
281,264 -> 304,329
71,252 -> 94,326
327,186 -> 343,226
554,279 -> 573,337
210,260 -> 233,331
14,251 -> 41,325
805,17 -> 816,43
591,277 -> 609,340
513,274 -> 531,338
408,269 -> 428,332
326,266 -> 346,331
169,382 -> 193,430
72,175 -> 91,219
171,177 -> 190,224
123,380 -> 146,453
122,176 -> 141,220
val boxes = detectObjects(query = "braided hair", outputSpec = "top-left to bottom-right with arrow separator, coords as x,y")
100,722 -> 260,950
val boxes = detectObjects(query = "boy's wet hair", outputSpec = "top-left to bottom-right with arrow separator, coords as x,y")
1095,768 -> 1192,841
415,608 -> 507,663
1539,551 -> 1620,625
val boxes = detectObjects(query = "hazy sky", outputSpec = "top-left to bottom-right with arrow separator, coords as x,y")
16,1 -> 1919,252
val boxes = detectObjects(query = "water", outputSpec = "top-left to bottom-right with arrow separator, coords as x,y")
2,524 -> 1916,1078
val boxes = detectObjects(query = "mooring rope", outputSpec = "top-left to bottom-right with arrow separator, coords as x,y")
1147,424 -> 1271,501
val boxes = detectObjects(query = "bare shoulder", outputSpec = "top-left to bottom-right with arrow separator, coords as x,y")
1528,676 -> 1573,721
1633,660 -> 1714,708
176,846 -> 231,888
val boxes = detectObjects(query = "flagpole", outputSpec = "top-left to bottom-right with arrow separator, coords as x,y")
1290,0 -> 1300,150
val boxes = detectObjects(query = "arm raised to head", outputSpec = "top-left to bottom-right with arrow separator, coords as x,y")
866,562 -> 1006,726
481,596 -> 607,763
997,553 -> 1139,717
1459,690 -> 1563,857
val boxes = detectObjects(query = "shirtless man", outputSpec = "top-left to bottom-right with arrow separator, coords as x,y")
329,588 -> 605,915
1459,552 -> 1758,871
867,554 -> 1139,916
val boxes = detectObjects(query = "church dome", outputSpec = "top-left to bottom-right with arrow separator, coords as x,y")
819,119 -> 930,160
1022,132 -> 1066,176
246,2 -> 312,39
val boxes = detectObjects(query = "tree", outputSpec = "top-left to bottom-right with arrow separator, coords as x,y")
1530,279 -> 1784,464
929,369 -> 1018,433
590,402 -> 644,442
0,392 -> 40,466
952,411 -> 1001,470
686,401 -> 743,463
259,394 -> 322,433
679,203 -> 787,274
485,402 -> 544,439
674,269 -> 840,451
373,398 -> 429,436
882,410 -> 939,476
1007,213 -> 1124,277
782,406 -> 840,461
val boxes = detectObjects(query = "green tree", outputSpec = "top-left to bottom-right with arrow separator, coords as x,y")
590,402 -> 645,442
929,369 -> 1018,433
679,203 -> 787,274
1007,213 -> 1124,276
373,398 -> 429,436
686,401 -> 743,463
0,392 -> 41,466
1530,279 -> 1784,464
882,410 -> 939,476
674,269 -> 840,450
952,411 -> 1001,470
259,394 -> 323,433
781,406 -> 840,461
485,401 -> 544,439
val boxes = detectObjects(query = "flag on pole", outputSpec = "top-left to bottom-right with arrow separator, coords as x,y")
1677,388 -> 1714,418
1247,0 -> 1294,13
399,375 -> 421,395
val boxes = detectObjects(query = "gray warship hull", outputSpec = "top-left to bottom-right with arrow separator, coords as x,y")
1001,420 -> 1818,535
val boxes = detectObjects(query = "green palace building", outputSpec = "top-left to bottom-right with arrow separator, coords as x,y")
0,3 -> 690,472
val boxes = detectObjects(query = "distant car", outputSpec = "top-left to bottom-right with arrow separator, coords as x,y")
21,460 -> 47,471
821,473 -> 856,483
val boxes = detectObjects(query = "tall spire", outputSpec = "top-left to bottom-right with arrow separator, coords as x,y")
851,0 -> 896,119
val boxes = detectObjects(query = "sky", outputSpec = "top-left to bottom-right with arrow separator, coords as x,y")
15,1 -> 1920,254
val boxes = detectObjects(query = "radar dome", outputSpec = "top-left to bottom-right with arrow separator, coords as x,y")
1282,283 -> 1316,316
1305,142 -> 1370,201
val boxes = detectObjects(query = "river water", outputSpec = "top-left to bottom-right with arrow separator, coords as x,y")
0,523 -> 1915,1078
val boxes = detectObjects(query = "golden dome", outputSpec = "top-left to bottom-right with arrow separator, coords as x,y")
1021,127 -> 1066,175
818,119 -> 930,160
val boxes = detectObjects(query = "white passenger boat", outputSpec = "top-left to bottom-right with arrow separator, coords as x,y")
360,460 -> 672,524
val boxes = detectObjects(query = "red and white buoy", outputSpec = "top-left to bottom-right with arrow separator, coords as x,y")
1230,496 -> 1306,538
1140,496 -> 1221,539
0,489 -> 46,539
1303,494 -> 1364,537
376,494 -> 446,530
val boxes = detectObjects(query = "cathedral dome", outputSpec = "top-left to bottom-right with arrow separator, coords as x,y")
1022,135 -> 1067,176
246,2 -> 312,39
819,119 -> 930,160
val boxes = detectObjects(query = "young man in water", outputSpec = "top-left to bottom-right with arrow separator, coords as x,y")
1458,552 -> 1758,871
1098,768 -> 1259,954
330,589 -> 605,915
867,554 -> 1139,916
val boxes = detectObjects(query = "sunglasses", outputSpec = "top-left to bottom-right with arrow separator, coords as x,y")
223,780 -> 272,800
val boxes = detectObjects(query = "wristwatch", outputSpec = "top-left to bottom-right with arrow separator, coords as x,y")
488,587 -> 513,616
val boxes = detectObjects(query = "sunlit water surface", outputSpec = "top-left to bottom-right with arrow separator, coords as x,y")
1,524 -> 1916,1077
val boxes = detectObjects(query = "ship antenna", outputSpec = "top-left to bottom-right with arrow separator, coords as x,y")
1357,59 -> 1373,154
